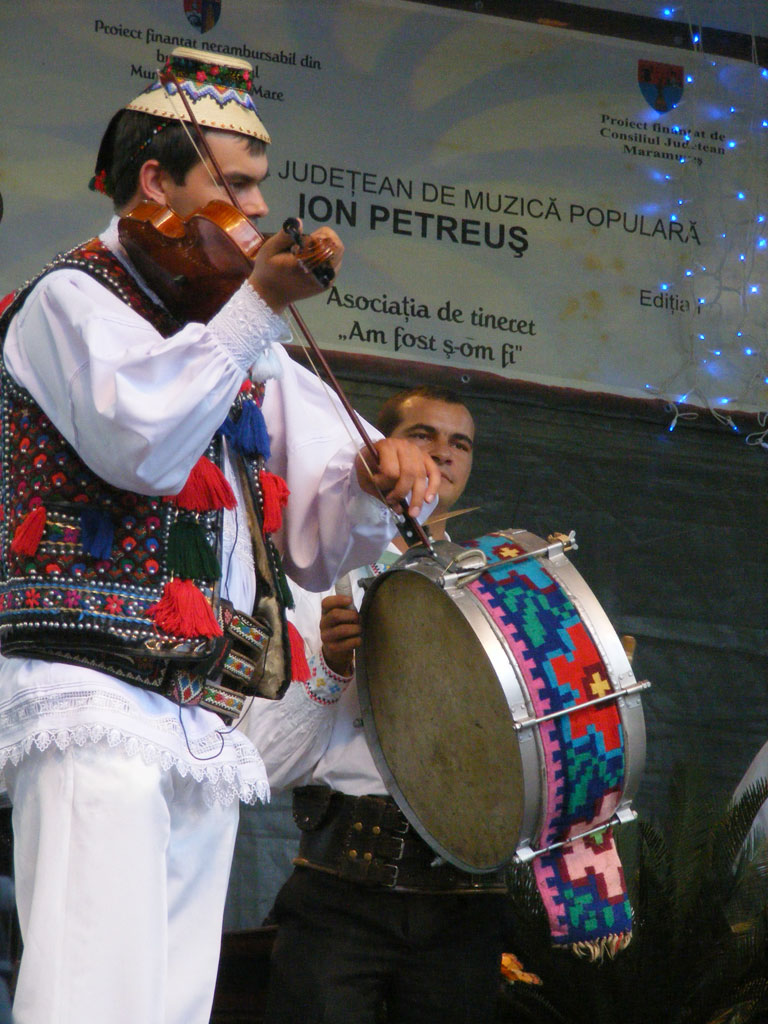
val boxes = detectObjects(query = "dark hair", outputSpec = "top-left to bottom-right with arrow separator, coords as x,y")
376,385 -> 471,437
95,109 -> 267,207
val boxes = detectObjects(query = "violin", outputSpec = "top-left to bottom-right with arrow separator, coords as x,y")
119,199 -> 335,324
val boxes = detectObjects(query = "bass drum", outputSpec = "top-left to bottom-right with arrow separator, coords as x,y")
356,529 -> 647,874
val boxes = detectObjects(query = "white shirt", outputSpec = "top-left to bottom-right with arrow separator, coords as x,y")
0,218 -> 398,805
239,546 -> 404,797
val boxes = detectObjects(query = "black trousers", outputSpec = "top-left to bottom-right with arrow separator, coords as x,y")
263,867 -> 510,1024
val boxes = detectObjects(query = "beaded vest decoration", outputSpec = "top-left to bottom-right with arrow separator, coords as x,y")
0,239 -> 294,721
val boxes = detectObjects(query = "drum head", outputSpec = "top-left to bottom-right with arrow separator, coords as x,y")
358,568 -> 524,872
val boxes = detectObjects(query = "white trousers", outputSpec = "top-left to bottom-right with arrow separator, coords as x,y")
6,744 -> 239,1024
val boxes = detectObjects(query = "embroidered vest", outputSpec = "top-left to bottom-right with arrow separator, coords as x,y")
0,239 -> 293,721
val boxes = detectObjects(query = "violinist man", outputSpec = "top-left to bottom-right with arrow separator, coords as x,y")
0,47 -> 437,1024
241,387 -> 511,1024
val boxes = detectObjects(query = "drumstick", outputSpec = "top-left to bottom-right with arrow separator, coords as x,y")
424,506 -> 481,526
335,573 -> 354,598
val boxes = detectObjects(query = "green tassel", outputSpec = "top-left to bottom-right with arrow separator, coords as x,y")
167,519 -> 221,581
271,547 -> 295,610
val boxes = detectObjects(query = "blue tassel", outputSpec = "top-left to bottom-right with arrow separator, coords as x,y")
80,507 -> 114,560
220,398 -> 271,460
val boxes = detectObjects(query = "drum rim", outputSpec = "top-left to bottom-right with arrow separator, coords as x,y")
357,529 -> 647,871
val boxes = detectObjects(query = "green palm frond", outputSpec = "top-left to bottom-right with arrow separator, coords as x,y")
498,764 -> 768,1024
718,781 -> 768,871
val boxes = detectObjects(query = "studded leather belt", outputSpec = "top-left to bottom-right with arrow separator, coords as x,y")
291,786 -> 508,894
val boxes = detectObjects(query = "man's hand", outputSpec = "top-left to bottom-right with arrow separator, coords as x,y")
320,594 -> 361,677
248,220 -> 343,314
355,438 -> 439,519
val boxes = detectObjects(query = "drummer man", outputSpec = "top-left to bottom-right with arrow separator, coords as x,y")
241,386 -> 511,1024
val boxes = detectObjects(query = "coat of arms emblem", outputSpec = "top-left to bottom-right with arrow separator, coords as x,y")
638,59 -> 684,112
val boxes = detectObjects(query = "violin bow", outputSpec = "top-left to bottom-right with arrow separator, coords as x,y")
160,68 -> 433,551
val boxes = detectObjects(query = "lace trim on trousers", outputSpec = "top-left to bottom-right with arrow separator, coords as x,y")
0,688 -> 269,807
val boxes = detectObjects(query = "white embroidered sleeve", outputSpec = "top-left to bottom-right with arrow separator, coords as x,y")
301,651 -> 354,706
208,280 -> 290,378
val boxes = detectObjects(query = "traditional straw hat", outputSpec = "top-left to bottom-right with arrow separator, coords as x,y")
90,46 -> 271,199
126,46 -> 270,144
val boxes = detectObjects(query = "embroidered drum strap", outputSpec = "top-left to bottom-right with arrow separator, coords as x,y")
465,532 -> 633,958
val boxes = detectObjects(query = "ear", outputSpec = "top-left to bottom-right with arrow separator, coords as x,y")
137,159 -> 168,204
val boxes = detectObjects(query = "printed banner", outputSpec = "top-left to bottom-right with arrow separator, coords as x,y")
0,0 -> 766,410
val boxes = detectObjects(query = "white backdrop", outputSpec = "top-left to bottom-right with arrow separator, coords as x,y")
1,0 -> 766,412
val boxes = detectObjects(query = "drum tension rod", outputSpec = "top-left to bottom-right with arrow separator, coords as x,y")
449,531 -> 578,588
513,679 -> 651,732
515,805 -> 637,864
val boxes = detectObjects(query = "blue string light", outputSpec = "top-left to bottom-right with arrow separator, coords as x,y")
637,34 -> 766,441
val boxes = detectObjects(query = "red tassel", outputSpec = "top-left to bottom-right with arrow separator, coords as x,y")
287,621 -> 310,682
149,578 -> 223,637
167,457 -> 236,512
260,471 -> 290,534
11,505 -> 46,556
